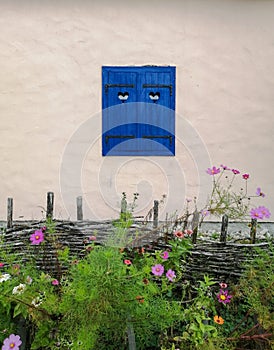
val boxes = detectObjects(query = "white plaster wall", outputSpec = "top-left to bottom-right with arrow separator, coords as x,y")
0,0 -> 274,220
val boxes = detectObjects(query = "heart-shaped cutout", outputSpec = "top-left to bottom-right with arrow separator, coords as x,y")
149,92 -> 160,101
118,92 -> 129,101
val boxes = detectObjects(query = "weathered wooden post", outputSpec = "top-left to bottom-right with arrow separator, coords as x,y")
127,316 -> 136,350
191,210 -> 200,244
220,214 -> 228,243
46,192 -> 54,219
250,218 -> 257,244
76,196 -> 83,221
153,200 -> 159,228
7,197 -> 13,229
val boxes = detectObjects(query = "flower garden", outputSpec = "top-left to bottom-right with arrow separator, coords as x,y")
0,165 -> 273,350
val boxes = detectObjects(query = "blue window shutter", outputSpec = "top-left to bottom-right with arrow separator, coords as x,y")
139,67 -> 175,155
102,66 -> 175,156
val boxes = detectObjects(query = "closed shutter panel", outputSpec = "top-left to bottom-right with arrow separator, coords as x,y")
102,68 -> 138,155
139,67 -> 175,155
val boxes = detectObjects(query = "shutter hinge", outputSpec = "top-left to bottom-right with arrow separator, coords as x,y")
142,84 -> 173,96
105,84 -> 134,94
142,135 -> 173,146
105,135 -> 135,144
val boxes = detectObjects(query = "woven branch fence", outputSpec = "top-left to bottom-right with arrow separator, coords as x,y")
1,192 -> 273,283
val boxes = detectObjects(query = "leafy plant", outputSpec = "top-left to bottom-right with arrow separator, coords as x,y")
112,192 -> 139,229
0,169 -> 272,350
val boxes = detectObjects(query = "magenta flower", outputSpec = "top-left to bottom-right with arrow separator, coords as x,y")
219,282 -> 228,289
152,264 -> 164,276
161,251 -> 169,260
242,173 -> 249,180
217,289 -> 232,304
30,229 -> 44,245
257,206 -> 271,219
51,279 -> 59,286
250,207 -> 264,220
2,334 -> 22,350
41,226 -> 47,232
232,169 -> 240,175
0,262 -> 4,268
166,269 -> 176,282
256,187 -> 265,197
206,166 -> 220,175
124,259 -> 132,265
220,164 -> 230,170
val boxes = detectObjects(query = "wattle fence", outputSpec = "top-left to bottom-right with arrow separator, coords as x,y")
1,192 -> 273,283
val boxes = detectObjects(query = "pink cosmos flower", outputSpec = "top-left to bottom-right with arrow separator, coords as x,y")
184,229 -> 193,236
41,226 -> 47,232
219,282 -> 228,289
166,269 -> 176,282
151,264 -> 164,276
174,231 -> 184,239
0,262 -> 4,268
220,164 -> 230,170
249,206 -> 271,220
2,334 -> 22,350
232,169 -> 240,175
201,209 -> 210,217
89,235 -> 96,241
124,259 -> 132,265
30,229 -> 44,245
242,173 -> 249,180
206,166 -> 220,175
257,206 -> 271,219
256,187 -> 265,198
217,289 -> 232,304
250,207 -> 264,220
52,279 -> 59,286
161,251 -> 169,260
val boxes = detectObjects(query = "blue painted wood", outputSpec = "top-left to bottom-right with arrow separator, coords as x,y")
102,66 -> 175,156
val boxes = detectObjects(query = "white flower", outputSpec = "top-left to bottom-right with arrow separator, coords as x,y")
31,296 -> 42,308
0,273 -> 11,282
12,283 -> 26,295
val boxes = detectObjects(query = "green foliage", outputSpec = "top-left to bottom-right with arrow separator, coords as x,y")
169,276 -> 218,349
112,192 -> 139,229
174,165 -> 270,225
207,173 -> 250,219
0,214 -> 273,350
237,246 -> 274,331
58,242 -> 189,350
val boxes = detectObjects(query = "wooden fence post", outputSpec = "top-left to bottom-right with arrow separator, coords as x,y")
76,196 -> 83,221
220,215 -> 228,243
7,197 -> 13,229
153,200 -> 159,228
191,210 -> 200,244
46,192 -> 54,219
250,218 -> 257,244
